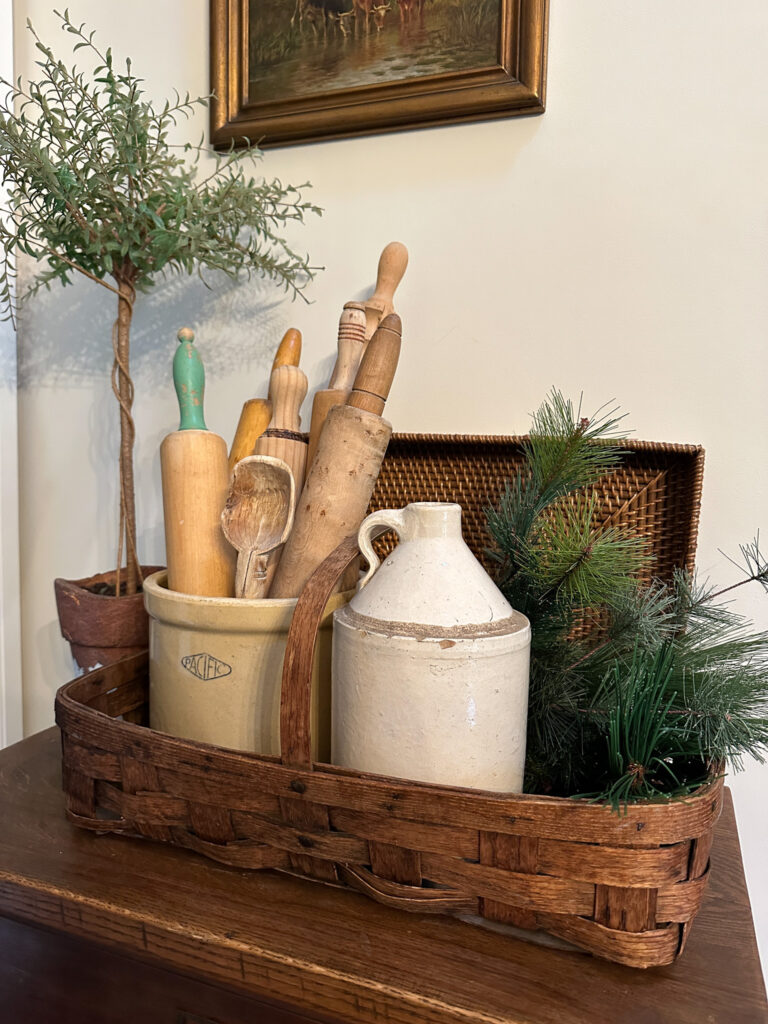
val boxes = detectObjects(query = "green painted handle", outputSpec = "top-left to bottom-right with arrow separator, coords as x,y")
173,327 -> 207,431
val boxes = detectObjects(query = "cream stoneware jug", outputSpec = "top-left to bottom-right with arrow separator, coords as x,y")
332,502 -> 531,791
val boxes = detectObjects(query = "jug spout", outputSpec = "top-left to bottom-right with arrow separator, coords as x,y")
401,502 -> 462,540
357,502 -> 463,591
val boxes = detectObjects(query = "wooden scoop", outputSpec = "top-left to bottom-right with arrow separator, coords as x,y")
221,455 -> 296,599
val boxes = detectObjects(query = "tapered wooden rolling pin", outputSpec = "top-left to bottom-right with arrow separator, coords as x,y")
228,328 -> 302,472
363,242 -> 408,340
306,302 -> 367,471
160,328 -> 236,597
270,313 -> 402,599
253,359 -> 309,590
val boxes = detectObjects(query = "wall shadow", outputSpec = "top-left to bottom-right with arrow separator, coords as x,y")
16,267 -> 303,393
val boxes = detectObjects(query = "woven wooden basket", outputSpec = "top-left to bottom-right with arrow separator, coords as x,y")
56,435 -> 723,970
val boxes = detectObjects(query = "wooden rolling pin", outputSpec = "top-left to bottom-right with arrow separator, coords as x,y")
306,302 -> 367,471
228,328 -> 302,472
253,359 -> 309,590
270,314 -> 402,600
363,242 -> 408,340
160,328 -> 236,597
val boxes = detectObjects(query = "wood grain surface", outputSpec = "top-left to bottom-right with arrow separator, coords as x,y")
0,729 -> 766,1024
0,916 -> 334,1024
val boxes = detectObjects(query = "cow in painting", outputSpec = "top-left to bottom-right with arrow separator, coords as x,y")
292,0 -> 355,37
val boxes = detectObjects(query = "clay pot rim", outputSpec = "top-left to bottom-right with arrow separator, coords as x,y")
54,565 -> 166,601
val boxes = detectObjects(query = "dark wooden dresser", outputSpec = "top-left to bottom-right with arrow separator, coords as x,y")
0,728 -> 766,1023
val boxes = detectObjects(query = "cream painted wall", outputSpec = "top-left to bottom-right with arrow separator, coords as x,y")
14,0 -> 768,979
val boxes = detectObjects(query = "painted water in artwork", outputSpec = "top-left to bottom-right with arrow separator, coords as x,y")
248,0 -> 502,103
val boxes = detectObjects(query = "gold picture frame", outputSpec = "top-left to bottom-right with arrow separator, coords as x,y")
210,0 -> 548,149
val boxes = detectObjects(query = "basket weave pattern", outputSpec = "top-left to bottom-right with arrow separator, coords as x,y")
56,435 -> 718,969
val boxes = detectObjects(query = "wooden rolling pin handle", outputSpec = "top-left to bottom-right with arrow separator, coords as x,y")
273,328 -> 302,369
269,364 -> 308,433
174,328 -> 207,430
347,313 -> 402,417
228,399 -> 272,472
329,303 -> 367,392
365,242 -> 409,339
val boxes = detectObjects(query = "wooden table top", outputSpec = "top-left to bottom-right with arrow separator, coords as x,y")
0,728 -> 766,1024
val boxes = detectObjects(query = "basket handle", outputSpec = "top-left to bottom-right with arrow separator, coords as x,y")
279,533 -> 362,770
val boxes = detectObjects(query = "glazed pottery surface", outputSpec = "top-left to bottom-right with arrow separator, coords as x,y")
145,571 -> 350,758
332,503 -> 531,792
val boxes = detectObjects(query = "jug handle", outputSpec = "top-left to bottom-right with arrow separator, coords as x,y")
357,508 -> 408,590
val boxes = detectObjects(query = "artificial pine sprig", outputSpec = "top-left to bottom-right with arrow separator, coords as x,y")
593,646 -> 705,810
529,494 -> 648,607
486,392 -> 768,805
486,391 -> 649,793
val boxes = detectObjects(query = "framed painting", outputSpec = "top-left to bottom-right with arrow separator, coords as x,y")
210,0 -> 548,148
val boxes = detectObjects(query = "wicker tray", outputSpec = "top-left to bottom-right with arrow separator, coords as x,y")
57,435 -> 721,970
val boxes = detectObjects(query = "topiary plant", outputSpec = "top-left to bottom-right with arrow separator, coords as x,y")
0,10 -> 320,596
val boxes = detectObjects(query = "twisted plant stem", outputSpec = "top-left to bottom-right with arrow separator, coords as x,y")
110,274 -> 142,596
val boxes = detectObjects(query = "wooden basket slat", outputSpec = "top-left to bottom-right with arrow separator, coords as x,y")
534,837 -> 690,887
419,853 -> 595,914
59,690 -> 721,847
278,796 -> 339,882
95,780 -> 189,825
479,833 -> 540,930
656,871 -> 711,922
63,737 -> 123,782
535,912 -> 682,969
187,802 -> 237,845
55,435 -> 719,969
169,828 -> 291,871
369,842 -> 423,888
230,808 -> 370,863
339,865 -> 478,915
328,807 -> 480,860
594,884 -> 658,932
156,766 -> 283,818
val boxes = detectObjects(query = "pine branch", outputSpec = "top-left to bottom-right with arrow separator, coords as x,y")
486,392 -> 768,806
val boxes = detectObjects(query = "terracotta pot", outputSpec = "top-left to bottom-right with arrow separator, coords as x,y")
54,566 -> 165,672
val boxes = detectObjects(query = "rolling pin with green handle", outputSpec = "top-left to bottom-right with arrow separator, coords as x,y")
269,313 -> 402,599
227,328 -> 302,472
306,302 -> 367,471
160,328 -> 236,597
